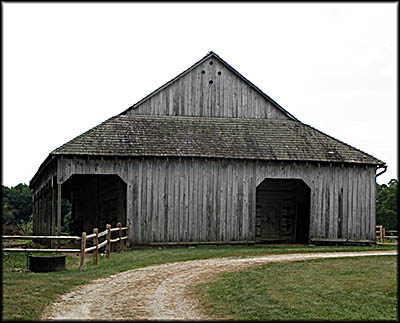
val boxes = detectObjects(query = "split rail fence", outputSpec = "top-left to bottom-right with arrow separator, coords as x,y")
376,225 -> 398,243
2,222 -> 129,270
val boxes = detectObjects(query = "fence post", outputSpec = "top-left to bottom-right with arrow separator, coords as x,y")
93,228 -> 99,265
126,224 -> 130,250
383,227 -> 386,243
106,224 -> 111,259
117,222 -> 122,253
376,225 -> 382,242
80,232 -> 86,271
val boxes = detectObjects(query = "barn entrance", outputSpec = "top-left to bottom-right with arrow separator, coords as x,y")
61,174 -> 127,236
256,178 -> 310,244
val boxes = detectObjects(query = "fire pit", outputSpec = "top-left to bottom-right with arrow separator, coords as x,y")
28,255 -> 66,272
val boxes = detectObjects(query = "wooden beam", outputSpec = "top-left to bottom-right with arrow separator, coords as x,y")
57,184 -> 62,247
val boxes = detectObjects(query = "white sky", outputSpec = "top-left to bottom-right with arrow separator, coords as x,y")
3,3 -> 397,187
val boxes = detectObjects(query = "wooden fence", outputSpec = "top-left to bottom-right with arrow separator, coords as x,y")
376,225 -> 398,243
2,222 -> 129,271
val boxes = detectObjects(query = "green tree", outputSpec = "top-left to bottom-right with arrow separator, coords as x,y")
2,203 -> 15,224
2,184 -> 33,224
376,179 -> 398,230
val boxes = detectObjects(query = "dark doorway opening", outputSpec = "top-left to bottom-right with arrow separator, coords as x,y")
256,178 -> 310,244
62,174 -> 127,236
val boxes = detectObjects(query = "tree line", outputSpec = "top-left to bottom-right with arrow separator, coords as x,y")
2,183 -> 71,233
376,179 -> 398,230
2,179 -> 398,232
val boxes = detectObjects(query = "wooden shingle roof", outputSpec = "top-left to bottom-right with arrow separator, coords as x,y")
52,114 -> 384,165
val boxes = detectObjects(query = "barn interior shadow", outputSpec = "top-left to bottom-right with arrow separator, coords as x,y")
256,178 -> 310,244
61,174 -> 127,236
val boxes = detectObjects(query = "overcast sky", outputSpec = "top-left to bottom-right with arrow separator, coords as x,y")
3,3 -> 397,187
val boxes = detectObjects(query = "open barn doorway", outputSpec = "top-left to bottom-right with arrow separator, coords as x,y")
256,178 -> 310,244
61,174 -> 127,236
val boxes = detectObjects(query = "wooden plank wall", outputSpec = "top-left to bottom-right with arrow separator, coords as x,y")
127,57 -> 289,120
43,156 -> 377,244
32,159 -> 57,237
126,157 -> 376,244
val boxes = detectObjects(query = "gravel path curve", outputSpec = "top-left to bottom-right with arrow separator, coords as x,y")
41,250 -> 397,321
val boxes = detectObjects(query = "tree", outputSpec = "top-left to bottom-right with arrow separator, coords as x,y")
376,179 -> 398,230
2,184 -> 32,224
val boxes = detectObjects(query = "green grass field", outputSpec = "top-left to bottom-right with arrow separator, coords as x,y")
196,255 -> 398,321
2,244 -> 397,321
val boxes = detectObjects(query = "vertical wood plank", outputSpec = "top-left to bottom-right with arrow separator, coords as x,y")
159,160 -> 166,242
213,160 -> 219,241
243,162 -> 249,240
192,160 -> 199,241
232,163 -> 238,241
179,159 -> 184,241
237,162 -> 244,240
202,160 -> 208,241
347,166 -> 353,239
226,161 -> 233,241
167,159 -> 174,241
57,184 -> 62,237
174,160 -> 180,241
188,159 -> 194,241
184,159 -> 190,241
152,158 -> 159,241
219,160 -> 227,241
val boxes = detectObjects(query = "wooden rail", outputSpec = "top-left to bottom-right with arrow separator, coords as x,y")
2,222 -> 130,271
376,225 -> 398,243
2,235 -> 81,240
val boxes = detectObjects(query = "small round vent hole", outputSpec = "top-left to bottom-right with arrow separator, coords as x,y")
217,71 -> 222,75
201,70 -> 205,74
209,80 -> 213,84
209,61 -> 213,65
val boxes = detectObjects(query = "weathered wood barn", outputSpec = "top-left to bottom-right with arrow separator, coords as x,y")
30,51 -> 386,245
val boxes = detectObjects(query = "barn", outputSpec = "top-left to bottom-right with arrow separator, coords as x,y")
30,51 -> 386,245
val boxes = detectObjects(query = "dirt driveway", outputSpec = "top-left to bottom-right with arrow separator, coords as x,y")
42,250 -> 397,320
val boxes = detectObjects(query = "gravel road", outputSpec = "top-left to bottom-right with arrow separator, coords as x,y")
41,250 -> 397,321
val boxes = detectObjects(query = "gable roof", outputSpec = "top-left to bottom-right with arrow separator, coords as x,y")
52,114 -> 384,166
121,51 -> 299,121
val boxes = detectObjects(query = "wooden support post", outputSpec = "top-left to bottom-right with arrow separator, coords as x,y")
376,225 -> 384,243
126,225 -> 130,250
383,227 -> 386,243
51,183 -> 56,249
57,184 -> 62,248
80,232 -> 86,271
106,224 -> 111,259
93,228 -> 99,265
117,222 -> 122,253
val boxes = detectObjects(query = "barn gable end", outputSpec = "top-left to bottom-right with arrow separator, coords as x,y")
124,52 -> 295,120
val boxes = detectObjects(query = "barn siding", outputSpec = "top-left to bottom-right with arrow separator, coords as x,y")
51,156 -> 377,244
127,57 -> 289,120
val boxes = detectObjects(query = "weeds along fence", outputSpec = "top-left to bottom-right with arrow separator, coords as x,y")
376,225 -> 398,243
2,222 -> 129,271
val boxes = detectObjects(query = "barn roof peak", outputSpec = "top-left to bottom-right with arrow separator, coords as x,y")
122,51 -> 298,121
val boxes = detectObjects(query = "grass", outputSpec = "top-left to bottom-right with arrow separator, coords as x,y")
196,255 -> 398,321
2,244 -> 397,321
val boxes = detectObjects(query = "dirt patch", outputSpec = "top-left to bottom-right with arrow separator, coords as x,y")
41,250 -> 397,321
